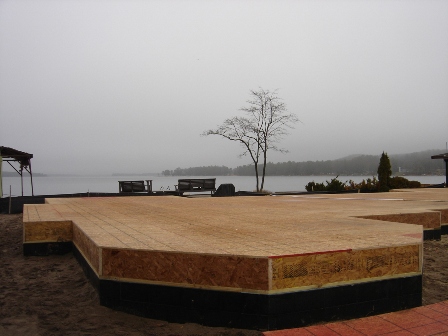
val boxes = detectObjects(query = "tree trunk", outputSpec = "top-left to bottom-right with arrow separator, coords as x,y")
260,149 -> 268,192
254,163 -> 260,191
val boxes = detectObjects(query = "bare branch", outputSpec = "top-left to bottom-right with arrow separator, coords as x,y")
202,88 -> 299,191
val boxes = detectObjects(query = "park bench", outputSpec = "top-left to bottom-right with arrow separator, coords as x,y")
175,178 -> 216,195
118,180 -> 153,193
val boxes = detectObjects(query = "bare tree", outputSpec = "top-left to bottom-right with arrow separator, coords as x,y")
203,88 -> 299,192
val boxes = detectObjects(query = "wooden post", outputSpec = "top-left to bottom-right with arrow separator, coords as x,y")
146,180 -> 153,193
20,167 -> 23,197
9,185 -> 12,214
430,154 -> 448,187
445,159 -> 448,186
29,160 -> 34,196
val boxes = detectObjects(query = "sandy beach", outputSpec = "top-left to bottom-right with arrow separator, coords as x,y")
1,213 -> 447,335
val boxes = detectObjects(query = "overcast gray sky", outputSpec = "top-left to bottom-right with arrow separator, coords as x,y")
1,0 -> 447,175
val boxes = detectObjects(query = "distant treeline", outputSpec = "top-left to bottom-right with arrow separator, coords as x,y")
111,173 -> 160,176
162,149 -> 445,176
2,171 -> 47,177
162,166 -> 233,177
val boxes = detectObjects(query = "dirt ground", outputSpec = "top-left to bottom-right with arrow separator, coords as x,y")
1,214 -> 447,336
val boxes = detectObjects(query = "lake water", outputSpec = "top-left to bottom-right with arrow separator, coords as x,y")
1,174 -> 445,197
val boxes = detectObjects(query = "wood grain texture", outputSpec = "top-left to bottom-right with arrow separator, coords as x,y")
271,245 -> 420,290
359,212 -> 441,229
435,209 -> 448,224
102,248 -> 269,290
73,224 -> 100,273
23,221 -> 72,243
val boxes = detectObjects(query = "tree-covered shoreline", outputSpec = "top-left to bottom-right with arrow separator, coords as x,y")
162,149 -> 445,177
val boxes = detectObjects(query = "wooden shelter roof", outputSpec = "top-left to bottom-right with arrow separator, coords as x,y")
431,153 -> 448,160
0,146 -> 33,165
0,146 -> 35,196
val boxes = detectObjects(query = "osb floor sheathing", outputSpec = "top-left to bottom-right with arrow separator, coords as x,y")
22,189 -> 448,292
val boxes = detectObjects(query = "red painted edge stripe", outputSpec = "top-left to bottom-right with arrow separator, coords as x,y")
269,249 -> 352,259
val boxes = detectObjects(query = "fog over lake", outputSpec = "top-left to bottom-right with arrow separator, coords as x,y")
1,1 -> 447,175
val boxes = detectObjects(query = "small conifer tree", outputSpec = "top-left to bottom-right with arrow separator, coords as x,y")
377,152 -> 392,192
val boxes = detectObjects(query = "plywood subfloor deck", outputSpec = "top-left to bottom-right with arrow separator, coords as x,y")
22,189 -> 448,293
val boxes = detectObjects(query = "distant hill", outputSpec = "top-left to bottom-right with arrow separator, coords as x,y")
335,154 -> 364,161
162,149 -> 446,176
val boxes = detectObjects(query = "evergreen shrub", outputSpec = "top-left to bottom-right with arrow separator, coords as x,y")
389,176 -> 421,189
306,176 -> 380,193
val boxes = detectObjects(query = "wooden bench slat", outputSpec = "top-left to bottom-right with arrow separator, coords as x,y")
118,180 -> 153,193
176,178 -> 216,194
